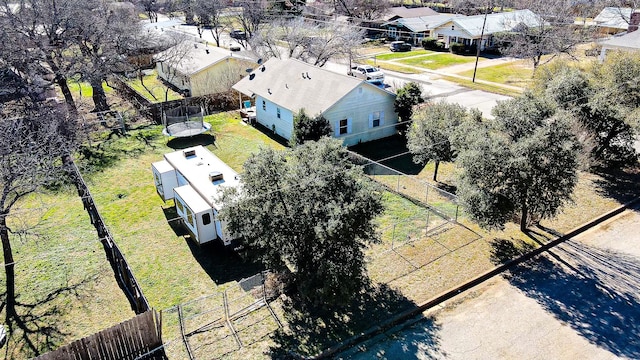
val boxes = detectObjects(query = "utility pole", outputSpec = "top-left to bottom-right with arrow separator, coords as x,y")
473,3 -> 490,83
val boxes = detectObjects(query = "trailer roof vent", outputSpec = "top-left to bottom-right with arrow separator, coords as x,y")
183,149 -> 196,158
209,171 -> 223,182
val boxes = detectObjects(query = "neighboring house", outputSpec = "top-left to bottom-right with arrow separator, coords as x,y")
232,58 -> 398,147
593,7 -> 633,34
598,28 -> 640,60
381,14 -> 463,45
364,6 -> 440,38
382,6 -> 440,22
156,40 -> 257,97
430,9 -> 543,50
151,145 -> 240,246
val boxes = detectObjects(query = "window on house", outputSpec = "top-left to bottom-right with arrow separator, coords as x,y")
277,108 -> 281,119
372,112 -> 381,127
176,198 -> 184,215
202,213 -> 211,225
262,100 -> 266,111
185,206 -> 195,228
339,118 -> 348,135
451,25 -> 455,30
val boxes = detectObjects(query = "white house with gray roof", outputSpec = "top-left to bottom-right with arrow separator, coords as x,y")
156,40 -> 257,97
431,9 -> 542,50
598,29 -> 640,60
232,58 -> 398,147
593,7 -> 634,34
382,14 -> 463,45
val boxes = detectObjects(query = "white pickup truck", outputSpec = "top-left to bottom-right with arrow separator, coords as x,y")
347,65 -> 385,84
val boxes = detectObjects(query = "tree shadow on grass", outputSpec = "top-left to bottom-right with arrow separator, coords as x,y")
268,283 -> 440,358
488,238 -> 536,265
503,241 -> 640,358
166,134 -> 216,150
349,135 -> 425,175
1,276 -> 96,358
185,239 -> 265,286
592,166 -> 640,207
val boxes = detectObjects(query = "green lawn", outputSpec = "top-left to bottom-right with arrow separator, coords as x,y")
364,59 -> 423,74
125,71 -> 183,103
373,49 -> 434,61
398,53 -> 479,70
9,108 -> 636,358
438,74 -> 524,96
1,189 -> 134,359
67,80 -> 114,98
457,60 -> 534,88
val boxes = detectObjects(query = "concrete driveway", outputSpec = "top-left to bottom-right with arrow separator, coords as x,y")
338,207 -> 640,360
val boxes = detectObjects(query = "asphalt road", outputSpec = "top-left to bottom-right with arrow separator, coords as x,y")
338,206 -> 640,359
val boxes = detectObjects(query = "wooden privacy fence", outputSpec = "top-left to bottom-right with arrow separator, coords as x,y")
65,158 -> 150,314
34,310 -> 164,360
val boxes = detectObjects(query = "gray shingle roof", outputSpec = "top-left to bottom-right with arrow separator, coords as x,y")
600,30 -> 640,49
384,14 -> 463,32
594,7 -> 632,30
159,40 -> 254,76
383,6 -> 439,21
232,58 -> 388,116
452,9 -> 542,37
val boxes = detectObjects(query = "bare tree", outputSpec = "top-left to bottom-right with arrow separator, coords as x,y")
0,0 -> 83,114
495,2 -> 588,69
335,0 -> 391,20
193,0 -> 230,47
71,2 -> 143,112
154,33 -> 196,101
135,0 -> 161,22
235,0 -> 266,39
251,19 -> 365,67
0,101 -> 78,321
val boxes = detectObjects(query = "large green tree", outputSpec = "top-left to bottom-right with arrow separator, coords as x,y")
219,138 -> 383,306
290,108 -> 332,146
394,82 -> 423,132
534,57 -> 638,168
457,92 -> 580,231
406,101 -> 469,182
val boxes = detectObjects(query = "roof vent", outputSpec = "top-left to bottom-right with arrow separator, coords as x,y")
209,171 -> 224,182
183,149 -> 196,158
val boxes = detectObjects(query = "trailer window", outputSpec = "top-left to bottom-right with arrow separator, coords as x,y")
202,213 -> 211,225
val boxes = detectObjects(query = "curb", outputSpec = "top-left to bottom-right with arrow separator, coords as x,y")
310,197 -> 640,359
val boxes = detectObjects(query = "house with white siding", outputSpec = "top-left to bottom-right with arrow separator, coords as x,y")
231,58 -> 398,147
430,9 -> 542,50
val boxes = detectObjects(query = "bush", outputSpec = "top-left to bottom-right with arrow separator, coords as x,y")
450,42 -> 465,54
422,37 -> 438,50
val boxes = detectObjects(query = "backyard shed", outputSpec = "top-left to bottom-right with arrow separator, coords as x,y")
151,145 -> 240,245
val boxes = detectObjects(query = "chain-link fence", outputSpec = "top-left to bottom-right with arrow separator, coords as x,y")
163,272 -> 282,360
348,151 -> 460,222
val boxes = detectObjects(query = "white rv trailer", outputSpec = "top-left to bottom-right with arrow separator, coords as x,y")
151,145 -> 240,245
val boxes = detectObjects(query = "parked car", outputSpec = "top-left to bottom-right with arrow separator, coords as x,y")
230,29 -> 246,40
229,42 -> 241,51
390,41 -> 412,52
347,64 -> 384,84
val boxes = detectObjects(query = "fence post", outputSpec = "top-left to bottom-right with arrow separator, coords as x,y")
425,183 -> 430,204
391,224 -> 396,250
455,203 -> 459,222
